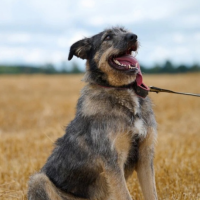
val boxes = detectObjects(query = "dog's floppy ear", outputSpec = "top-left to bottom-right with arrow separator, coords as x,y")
68,38 -> 92,60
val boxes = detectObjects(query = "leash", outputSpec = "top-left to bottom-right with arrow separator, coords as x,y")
149,86 -> 200,97
131,59 -> 200,98
96,82 -> 200,98
133,82 -> 200,98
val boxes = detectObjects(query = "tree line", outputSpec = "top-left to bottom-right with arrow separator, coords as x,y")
140,60 -> 200,74
0,60 -> 199,74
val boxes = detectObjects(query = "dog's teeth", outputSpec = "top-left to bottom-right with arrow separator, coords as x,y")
130,65 -> 136,69
114,59 -> 121,65
114,59 -> 118,64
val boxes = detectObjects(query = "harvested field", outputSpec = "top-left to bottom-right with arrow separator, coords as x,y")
0,74 -> 199,200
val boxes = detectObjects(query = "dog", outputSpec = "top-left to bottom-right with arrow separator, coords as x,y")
28,27 -> 157,200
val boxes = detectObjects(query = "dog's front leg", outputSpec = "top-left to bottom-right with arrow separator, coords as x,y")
136,132 -> 158,200
105,168 -> 132,200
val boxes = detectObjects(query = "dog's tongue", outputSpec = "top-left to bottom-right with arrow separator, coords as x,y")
115,55 -> 149,98
115,55 -> 138,66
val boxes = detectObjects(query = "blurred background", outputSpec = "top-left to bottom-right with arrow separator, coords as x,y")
0,1 -> 200,199
0,0 -> 200,74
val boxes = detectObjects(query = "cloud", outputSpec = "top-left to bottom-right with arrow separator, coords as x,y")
0,0 -> 200,66
0,46 -> 69,66
1,33 -> 31,44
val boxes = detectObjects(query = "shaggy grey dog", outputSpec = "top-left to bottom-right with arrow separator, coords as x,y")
28,27 -> 157,200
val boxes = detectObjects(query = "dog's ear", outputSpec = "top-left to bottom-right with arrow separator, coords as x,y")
68,38 -> 92,60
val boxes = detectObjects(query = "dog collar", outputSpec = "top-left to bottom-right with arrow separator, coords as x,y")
96,81 -> 149,98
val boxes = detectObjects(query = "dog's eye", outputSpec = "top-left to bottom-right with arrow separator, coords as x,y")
104,35 -> 111,41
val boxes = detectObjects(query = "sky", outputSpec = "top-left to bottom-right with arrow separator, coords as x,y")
0,0 -> 200,69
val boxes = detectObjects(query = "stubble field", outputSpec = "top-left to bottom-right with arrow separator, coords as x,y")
0,74 -> 199,200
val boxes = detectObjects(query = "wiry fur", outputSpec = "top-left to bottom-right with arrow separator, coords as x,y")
28,27 -> 158,200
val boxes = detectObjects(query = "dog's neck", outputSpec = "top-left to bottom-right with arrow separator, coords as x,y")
83,70 -> 148,98
83,69 -> 110,86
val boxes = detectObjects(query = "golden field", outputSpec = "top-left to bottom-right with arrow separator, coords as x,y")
0,74 -> 200,200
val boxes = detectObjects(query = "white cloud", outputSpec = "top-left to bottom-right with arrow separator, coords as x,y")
0,46 -> 68,65
194,33 -> 200,40
172,33 -> 185,44
6,33 -> 31,44
79,0 -> 95,8
0,0 -> 200,66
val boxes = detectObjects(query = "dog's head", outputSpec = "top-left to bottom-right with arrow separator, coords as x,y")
68,27 -> 139,86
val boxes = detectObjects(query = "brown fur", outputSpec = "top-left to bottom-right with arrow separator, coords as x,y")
114,132 -> 132,168
136,128 -> 157,200
98,47 -> 137,86
28,27 -> 157,200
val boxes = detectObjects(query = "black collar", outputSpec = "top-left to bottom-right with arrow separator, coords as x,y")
95,81 -> 149,98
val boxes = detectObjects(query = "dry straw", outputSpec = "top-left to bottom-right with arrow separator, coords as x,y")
0,74 -> 199,200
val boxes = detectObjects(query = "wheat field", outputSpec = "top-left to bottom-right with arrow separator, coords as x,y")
0,74 -> 199,200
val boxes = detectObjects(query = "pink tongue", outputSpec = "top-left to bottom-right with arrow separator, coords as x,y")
115,55 -> 137,66
116,55 -> 149,95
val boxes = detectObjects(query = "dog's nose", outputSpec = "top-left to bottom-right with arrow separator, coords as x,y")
125,34 -> 137,42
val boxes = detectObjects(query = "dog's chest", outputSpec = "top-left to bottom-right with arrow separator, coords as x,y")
133,117 -> 147,139
112,92 -> 148,166
118,90 -> 147,138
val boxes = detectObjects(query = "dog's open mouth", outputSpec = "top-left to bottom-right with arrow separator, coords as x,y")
108,47 -> 138,73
